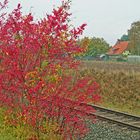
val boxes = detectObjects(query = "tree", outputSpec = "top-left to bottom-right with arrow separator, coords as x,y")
128,21 -> 140,55
0,1 -> 100,139
120,34 -> 129,41
79,37 -> 110,57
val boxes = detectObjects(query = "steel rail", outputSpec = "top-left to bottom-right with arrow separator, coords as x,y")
79,103 -> 140,131
90,104 -> 140,120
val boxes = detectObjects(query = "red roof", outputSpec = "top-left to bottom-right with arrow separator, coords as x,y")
108,41 -> 129,55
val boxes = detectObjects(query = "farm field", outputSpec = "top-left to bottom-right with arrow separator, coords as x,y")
79,61 -> 140,116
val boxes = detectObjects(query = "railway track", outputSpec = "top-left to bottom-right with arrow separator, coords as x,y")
83,104 -> 140,131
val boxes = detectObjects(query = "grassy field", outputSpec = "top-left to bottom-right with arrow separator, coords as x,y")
79,61 -> 140,116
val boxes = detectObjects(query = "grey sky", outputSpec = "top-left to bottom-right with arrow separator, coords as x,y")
6,0 -> 140,45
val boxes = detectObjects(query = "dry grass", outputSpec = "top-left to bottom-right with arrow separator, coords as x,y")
79,61 -> 140,115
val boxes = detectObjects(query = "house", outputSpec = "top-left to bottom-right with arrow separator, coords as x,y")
108,40 -> 129,55
107,40 -> 129,61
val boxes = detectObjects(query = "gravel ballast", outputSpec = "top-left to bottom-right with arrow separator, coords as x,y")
83,121 -> 140,140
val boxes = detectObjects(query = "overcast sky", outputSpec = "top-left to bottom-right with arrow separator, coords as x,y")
5,0 -> 140,45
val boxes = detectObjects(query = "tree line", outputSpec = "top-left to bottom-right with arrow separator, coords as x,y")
78,20 -> 140,57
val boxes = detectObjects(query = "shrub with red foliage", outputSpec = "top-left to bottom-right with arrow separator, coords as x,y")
0,0 -> 100,139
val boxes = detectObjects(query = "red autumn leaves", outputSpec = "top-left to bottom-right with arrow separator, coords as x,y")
0,1 -> 100,139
